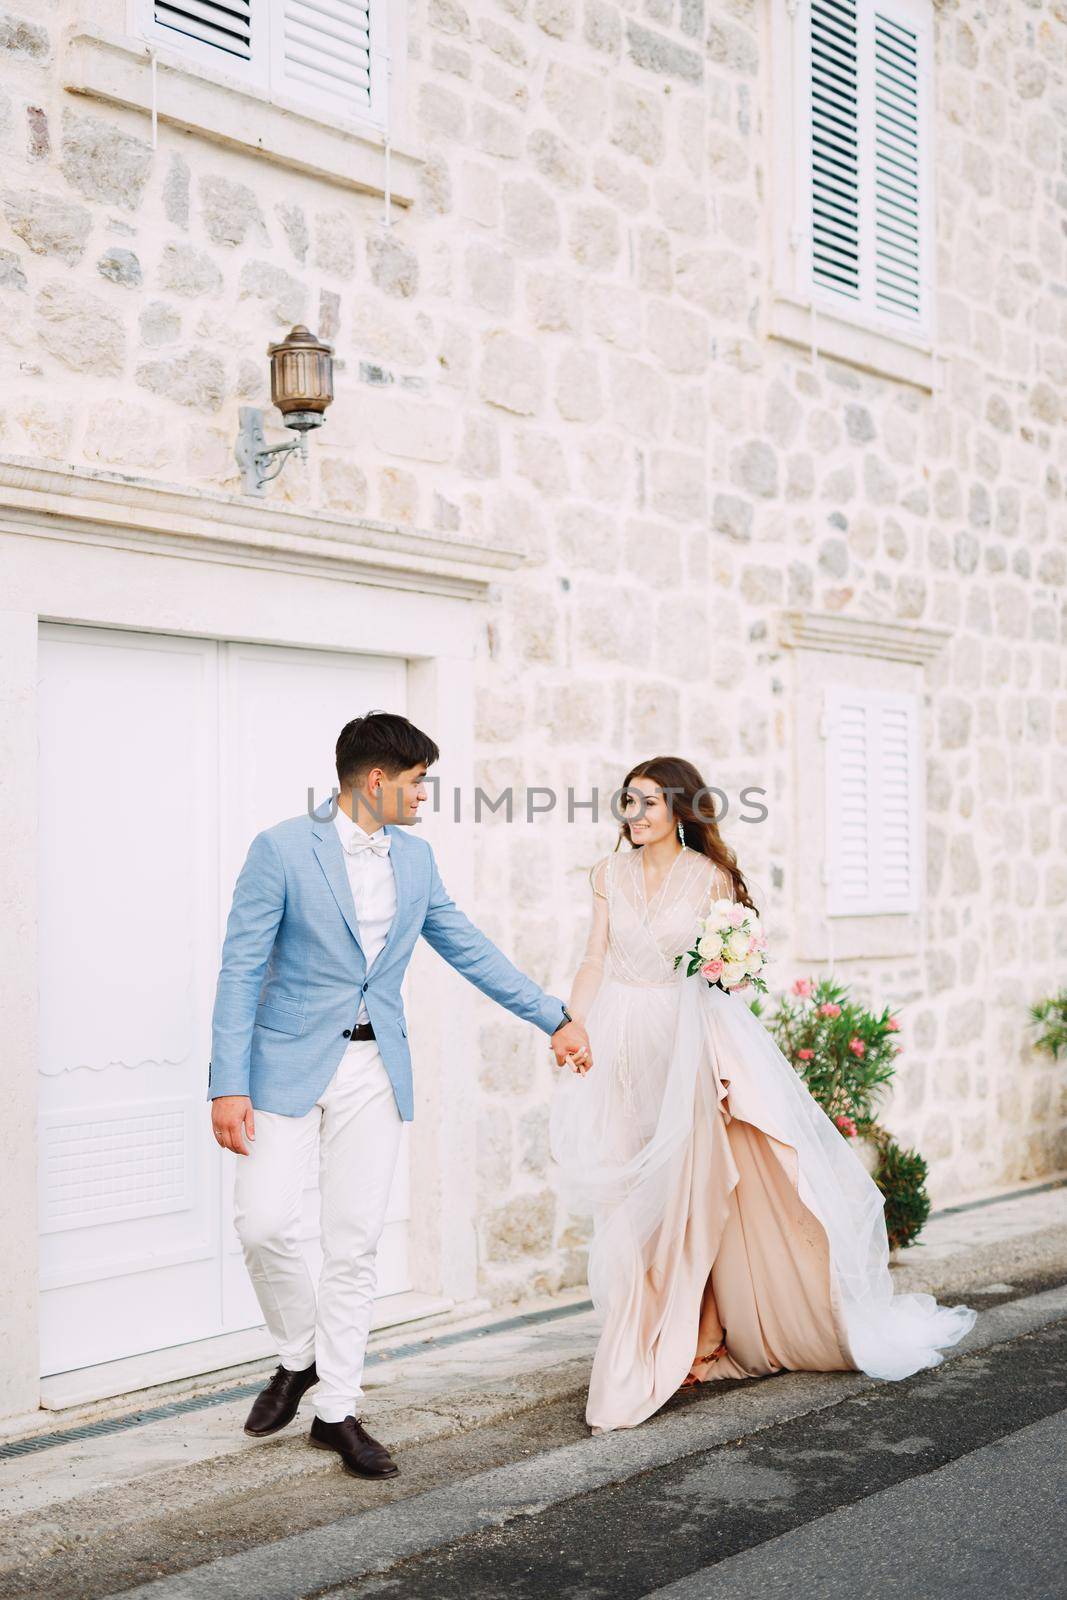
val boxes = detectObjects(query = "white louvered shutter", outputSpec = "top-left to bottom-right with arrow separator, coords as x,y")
810,0 -> 860,304
270,0 -> 377,118
823,687 -> 921,916
139,0 -> 387,125
141,0 -> 266,83
872,9 -> 922,321
151,0 -> 254,62
800,0 -> 931,337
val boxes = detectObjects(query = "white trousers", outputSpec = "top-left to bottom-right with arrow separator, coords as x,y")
233,1039 -> 403,1424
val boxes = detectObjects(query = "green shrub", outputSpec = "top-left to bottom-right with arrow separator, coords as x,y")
874,1134 -> 931,1252
1029,990 -> 1067,1061
762,975 -> 902,1133
763,975 -> 932,1251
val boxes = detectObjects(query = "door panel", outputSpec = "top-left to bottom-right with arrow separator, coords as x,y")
37,626 -> 219,1372
219,642 -> 411,1328
38,626 -> 412,1377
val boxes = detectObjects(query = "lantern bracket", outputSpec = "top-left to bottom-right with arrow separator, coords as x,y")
235,324 -> 333,496
235,406 -> 313,497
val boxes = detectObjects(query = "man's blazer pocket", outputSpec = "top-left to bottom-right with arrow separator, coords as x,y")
254,1001 -> 306,1036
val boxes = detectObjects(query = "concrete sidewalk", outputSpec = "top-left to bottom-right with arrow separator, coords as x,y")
0,1179 -> 1064,1594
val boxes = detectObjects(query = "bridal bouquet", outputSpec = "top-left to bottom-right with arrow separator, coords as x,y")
674,900 -> 770,995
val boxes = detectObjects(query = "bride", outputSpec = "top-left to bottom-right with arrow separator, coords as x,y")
549,756 -> 977,1434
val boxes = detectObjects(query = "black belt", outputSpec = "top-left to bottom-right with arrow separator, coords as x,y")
343,1020 -> 375,1041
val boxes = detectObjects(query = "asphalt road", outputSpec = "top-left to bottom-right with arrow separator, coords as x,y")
331,1312 -> 1067,1600
79,1281 -> 1067,1600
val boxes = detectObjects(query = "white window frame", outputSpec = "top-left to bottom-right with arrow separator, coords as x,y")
822,684 -> 923,918
771,0 -> 934,352
133,0 -> 391,134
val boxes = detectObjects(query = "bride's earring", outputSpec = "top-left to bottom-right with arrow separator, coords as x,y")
677,819 -> 685,846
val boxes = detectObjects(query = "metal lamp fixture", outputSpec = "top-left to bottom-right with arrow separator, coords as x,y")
235,324 -> 335,496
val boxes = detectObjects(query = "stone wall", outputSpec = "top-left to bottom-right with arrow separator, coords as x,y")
1,0 -> 1065,1308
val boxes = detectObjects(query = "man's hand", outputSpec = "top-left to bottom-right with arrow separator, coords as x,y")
212,1095 -> 255,1155
551,1019 -> 592,1073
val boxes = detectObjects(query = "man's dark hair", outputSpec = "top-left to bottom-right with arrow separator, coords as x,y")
335,711 -> 439,787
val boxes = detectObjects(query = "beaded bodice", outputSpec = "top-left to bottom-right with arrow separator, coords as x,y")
598,847 -> 730,987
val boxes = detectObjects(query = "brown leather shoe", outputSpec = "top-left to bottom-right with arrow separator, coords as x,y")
243,1361 -> 318,1437
309,1414 -> 399,1478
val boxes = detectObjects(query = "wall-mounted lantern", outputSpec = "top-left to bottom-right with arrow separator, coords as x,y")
235,324 -> 335,497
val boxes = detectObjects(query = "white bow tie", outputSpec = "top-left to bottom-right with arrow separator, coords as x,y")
344,831 -> 391,858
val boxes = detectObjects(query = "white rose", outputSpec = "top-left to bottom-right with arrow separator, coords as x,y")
720,961 -> 746,988
697,933 -> 722,960
725,929 -> 750,962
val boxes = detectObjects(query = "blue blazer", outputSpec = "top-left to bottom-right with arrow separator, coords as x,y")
208,804 -> 567,1120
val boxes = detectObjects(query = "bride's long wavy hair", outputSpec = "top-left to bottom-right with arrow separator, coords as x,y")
615,755 -> 759,914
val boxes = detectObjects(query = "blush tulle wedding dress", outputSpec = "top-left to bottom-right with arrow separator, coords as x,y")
549,845 -> 978,1434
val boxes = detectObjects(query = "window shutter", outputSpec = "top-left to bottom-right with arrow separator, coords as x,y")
140,0 -> 387,125
810,0 -> 860,304
271,0 -> 374,115
799,0 -> 930,336
151,0 -> 254,63
872,9 -> 922,321
824,687 -> 920,916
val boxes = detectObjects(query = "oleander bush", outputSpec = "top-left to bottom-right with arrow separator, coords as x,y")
758,975 -> 901,1133
756,975 -> 931,1252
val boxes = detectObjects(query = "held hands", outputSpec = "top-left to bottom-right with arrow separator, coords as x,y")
212,1095 -> 255,1155
551,1019 -> 593,1075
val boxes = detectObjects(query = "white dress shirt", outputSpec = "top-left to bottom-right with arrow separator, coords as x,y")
333,805 -> 397,1026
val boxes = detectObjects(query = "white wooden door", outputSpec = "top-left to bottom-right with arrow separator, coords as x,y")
38,625 -> 410,1377
217,642 -> 411,1331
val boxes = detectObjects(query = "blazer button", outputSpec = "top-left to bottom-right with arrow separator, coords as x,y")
342,1029 -> 352,1038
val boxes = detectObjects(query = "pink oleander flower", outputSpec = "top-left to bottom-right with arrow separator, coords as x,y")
797,1048 -> 814,1061
834,1115 -> 858,1138
886,1017 -> 901,1032
818,1002 -> 841,1018
701,959 -> 724,980
792,978 -> 814,998
848,1037 -> 865,1058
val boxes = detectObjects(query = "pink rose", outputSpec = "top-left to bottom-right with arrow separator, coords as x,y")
886,1017 -> 900,1032
792,978 -> 814,998
797,1048 -> 814,1061
701,959 -> 724,980
848,1037 -> 865,1058
834,1115 -> 858,1139
818,1002 -> 841,1018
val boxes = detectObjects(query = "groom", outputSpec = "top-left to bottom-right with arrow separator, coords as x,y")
208,711 -> 590,1479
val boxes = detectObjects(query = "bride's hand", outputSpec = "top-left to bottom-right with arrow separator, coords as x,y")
566,1037 -> 592,1075
550,1020 -> 592,1073
551,1019 -> 590,1067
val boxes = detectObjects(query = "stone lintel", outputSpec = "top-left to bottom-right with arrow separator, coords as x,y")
777,609 -> 952,666
0,456 -> 520,601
